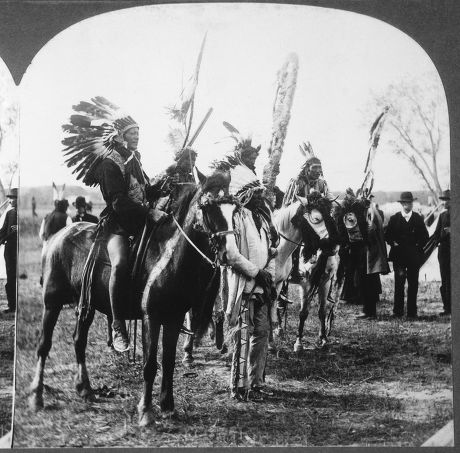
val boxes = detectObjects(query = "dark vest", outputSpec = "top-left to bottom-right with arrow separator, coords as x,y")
43,210 -> 68,240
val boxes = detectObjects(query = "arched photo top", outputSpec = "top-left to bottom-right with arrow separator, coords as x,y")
14,2 -> 453,448
20,3 -> 449,195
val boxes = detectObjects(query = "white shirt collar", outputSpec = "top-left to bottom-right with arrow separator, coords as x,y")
401,209 -> 413,221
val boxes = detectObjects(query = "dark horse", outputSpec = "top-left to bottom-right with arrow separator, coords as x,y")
29,174 -> 237,426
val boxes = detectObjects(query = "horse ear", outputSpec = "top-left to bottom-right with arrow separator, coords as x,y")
196,167 -> 207,186
295,194 -> 308,206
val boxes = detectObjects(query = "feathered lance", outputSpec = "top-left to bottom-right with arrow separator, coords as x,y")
166,32 -> 211,176
358,106 -> 390,197
262,53 -> 299,203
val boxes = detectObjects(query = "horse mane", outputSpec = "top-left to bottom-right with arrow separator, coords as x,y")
275,201 -> 300,234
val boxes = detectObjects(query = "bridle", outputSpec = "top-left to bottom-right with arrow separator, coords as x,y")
171,193 -> 240,268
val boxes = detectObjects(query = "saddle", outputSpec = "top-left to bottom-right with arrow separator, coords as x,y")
74,220 -> 150,322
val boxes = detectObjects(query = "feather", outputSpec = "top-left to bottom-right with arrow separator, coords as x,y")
222,121 -> 241,137
299,141 -> 315,159
62,96 -> 135,187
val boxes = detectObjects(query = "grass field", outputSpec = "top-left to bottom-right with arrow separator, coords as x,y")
13,230 -> 453,447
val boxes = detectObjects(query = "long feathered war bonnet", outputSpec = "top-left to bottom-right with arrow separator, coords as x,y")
62,96 -> 139,187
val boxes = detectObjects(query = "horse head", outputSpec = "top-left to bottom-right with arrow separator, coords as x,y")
194,169 -> 241,266
292,191 -> 340,262
333,190 -> 371,246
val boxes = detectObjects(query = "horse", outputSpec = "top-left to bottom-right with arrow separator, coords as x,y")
28,173 -> 239,426
273,194 -> 341,351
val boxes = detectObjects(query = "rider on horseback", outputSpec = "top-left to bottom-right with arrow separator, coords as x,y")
282,142 -> 329,283
62,97 -> 167,352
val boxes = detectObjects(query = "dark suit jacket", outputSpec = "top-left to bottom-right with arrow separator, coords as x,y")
432,209 -> 450,258
385,211 -> 429,267
0,207 -> 17,253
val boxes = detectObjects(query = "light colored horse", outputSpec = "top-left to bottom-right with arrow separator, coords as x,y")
273,197 -> 340,351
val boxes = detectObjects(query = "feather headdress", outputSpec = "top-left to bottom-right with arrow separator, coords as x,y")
52,182 -> 66,201
209,121 -> 264,206
62,96 -> 138,187
299,141 -> 315,160
210,121 -> 261,171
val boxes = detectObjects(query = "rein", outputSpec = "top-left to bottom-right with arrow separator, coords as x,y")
172,214 -> 217,268
279,231 -> 302,247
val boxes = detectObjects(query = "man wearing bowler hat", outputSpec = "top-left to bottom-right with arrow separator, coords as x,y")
385,191 -> 429,318
72,196 -> 98,224
432,189 -> 451,315
0,188 -> 18,313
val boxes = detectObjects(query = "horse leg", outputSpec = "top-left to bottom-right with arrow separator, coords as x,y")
318,255 -> 340,346
137,315 -> 160,427
215,316 -> 224,351
275,280 -> 289,337
73,308 -> 96,400
160,319 -> 182,416
106,313 -> 113,347
29,304 -> 62,410
182,311 -> 194,366
294,281 -> 311,352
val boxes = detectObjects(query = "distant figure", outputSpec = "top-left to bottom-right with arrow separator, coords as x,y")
385,192 -> 429,319
39,199 -> 72,242
0,189 -> 18,313
31,196 -> 37,217
432,190 -> 450,316
72,196 -> 98,223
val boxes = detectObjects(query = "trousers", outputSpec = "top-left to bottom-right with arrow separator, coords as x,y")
393,263 -> 419,317
4,242 -> 17,310
439,247 -> 450,313
230,294 -> 269,390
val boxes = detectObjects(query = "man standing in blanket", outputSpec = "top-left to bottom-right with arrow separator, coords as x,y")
214,122 -> 277,402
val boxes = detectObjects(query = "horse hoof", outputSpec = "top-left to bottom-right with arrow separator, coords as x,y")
76,384 -> 95,401
294,340 -> 303,353
316,339 -> 328,349
138,408 -> 155,427
28,392 -> 44,411
219,344 -> 228,354
268,342 -> 276,353
161,409 -> 178,420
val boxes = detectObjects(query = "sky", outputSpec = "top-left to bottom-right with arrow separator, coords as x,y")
0,60 -> 18,190
18,3 -> 450,195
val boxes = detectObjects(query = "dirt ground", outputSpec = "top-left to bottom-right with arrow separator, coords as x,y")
0,281 -> 14,439
13,234 -> 453,447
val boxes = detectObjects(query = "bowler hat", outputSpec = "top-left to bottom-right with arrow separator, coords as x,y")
73,196 -> 87,209
439,189 -> 450,201
398,191 -> 417,203
6,188 -> 18,198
